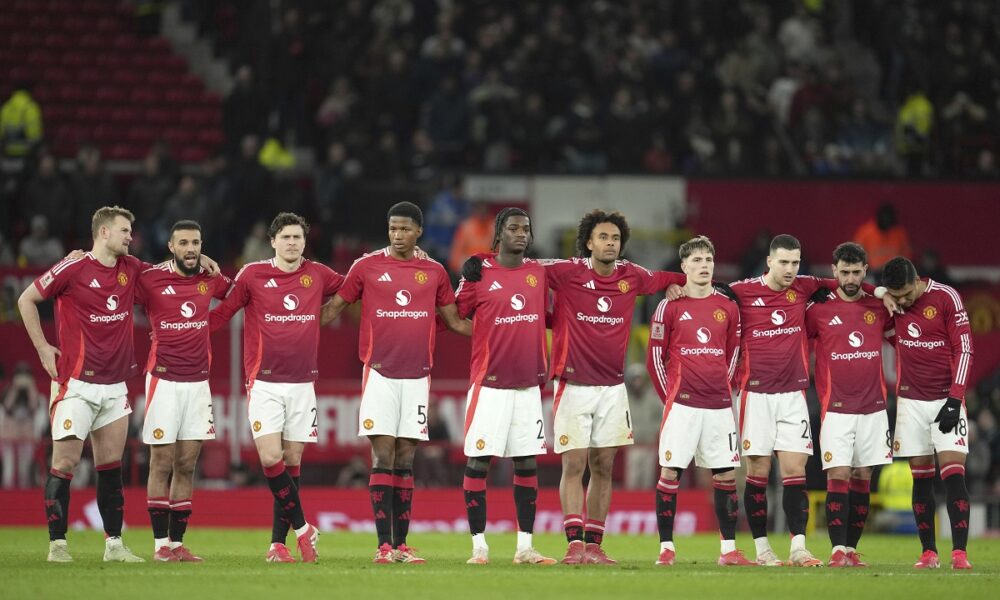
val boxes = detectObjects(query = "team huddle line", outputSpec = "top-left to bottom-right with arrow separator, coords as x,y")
18,204 -> 973,570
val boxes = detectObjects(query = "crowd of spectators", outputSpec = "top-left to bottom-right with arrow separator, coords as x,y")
181,0 -> 1000,178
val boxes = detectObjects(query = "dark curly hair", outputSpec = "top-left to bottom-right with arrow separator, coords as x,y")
832,242 -> 867,265
576,209 -> 630,258
492,207 -> 530,251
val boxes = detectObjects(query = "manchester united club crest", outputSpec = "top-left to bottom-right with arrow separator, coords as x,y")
526,274 -> 538,288
300,274 -> 313,288
476,439 -> 486,450
713,308 -> 727,322
197,281 -> 209,295
414,271 -> 428,284
618,280 -> 630,293
823,451 -> 832,462
117,272 -> 128,286
742,439 -> 751,451
664,450 -> 672,461
153,428 -> 164,440
63,419 -> 72,430
559,435 -> 569,446
864,310 -> 877,325
363,419 -> 374,430
252,421 -> 262,432
785,290 -> 796,302
923,306 -> 937,320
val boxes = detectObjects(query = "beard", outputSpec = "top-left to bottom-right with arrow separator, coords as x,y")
840,283 -> 860,297
175,255 -> 201,276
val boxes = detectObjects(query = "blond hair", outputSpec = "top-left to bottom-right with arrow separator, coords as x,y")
91,206 -> 135,239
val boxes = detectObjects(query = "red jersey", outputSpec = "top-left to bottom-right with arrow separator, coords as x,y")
545,257 -> 685,385
210,259 -> 343,383
33,253 -> 146,384
730,275 -> 834,394
806,292 -> 891,416
891,279 -> 973,401
647,292 -> 740,409
455,258 -> 548,389
136,262 -> 231,382
337,248 -> 454,379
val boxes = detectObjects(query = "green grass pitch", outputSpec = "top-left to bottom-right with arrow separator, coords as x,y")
2,529 -> 997,599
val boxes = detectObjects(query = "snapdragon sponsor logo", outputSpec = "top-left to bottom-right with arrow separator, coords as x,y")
898,338 -> 946,350
495,313 -> 540,325
576,313 -> 625,325
752,325 -> 802,338
90,311 -> 129,323
376,308 -> 430,320
680,347 -> 725,356
830,350 -> 880,361
160,320 -> 209,331
180,301 -> 196,319
264,313 -> 316,323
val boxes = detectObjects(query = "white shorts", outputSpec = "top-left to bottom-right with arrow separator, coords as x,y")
737,390 -> 813,456
659,403 -> 741,470
142,374 -> 215,444
464,385 -> 547,458
357,367 -> 430,440
819,410 -> 892,469
552,380 -> 633,454
49,379 -> 131,441
247,380 -> 318,442
893,397 -> 970,457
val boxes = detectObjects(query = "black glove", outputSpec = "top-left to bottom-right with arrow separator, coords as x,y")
713,282 -> 738,303
933,397 -> 963,434
809,288 -> 831,304
461,256 -> 483,282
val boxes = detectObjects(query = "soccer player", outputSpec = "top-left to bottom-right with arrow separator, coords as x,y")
646,236 -> 753,567
318,202 -> 470,563
730,234 -> 892,567
805,242 -> 893,567
18,206 -> 148,562
456,207 -> 555,566
882,256 -> 974,570
210,212 -> 343,563
137,220 -> 231,562
543,210 -> 686,564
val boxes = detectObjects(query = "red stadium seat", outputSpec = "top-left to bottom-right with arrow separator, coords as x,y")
144,107 -> 174,126
60,53 -> 90,69
180,107 -> 220,127
164,127 -> 196,146
9,31 -> 41,48
42,66 -> 73,83
125,126 -> 157,145
112,71 -> 144,87
74,105 -> 104,124
178,145 -> 209,163
78,33 -> 112,50
91,125 -> 120,144
112,33 -> 140,52
76,68 -> 104,86
196,129 -> 224,147
129,87 -> 159,105
164,89 -> 196,106
95,54 -> 129,70
109,107 -> 143,125
43,104 -> 74,124
97,16 -> 125,34
107,143 -> 145,160
57,84 -> 85,103
42,32 -> 72,50
95,85 -> 127,104
145,37 -> 171,54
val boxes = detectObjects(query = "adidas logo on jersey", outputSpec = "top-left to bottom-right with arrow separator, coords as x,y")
161,286 -> 177,295
264,279 -> 278,288
488,281 -> 503,292
378,272 -> 392,282
89,279 -> 101,288
583,280 -> 596,289
828,316 -> 843,325
679,311 -> 692,321
751,298 -> 765,307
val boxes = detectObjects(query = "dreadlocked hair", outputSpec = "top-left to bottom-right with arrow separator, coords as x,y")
492,207 -> 530,251
575,209 -> 630,257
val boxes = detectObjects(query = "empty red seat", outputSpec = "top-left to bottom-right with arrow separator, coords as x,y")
43,32 -> 72,50
196,129 -> 224,147
180,107 -> 220,127
77,68 -> 104,86
144,107 -> 174,125
111,71 -> 144,87
130,88 -> 159,105
112,34 -> 140,52
60,53 -> 90,69
164,128 -> 196,146
74,106 -> 104,124
125,126 -> 157,145
145,37 -> 171,54
179,145 -> 209,163
107,143 -> 145,160
164,89 -> 196,106
42,66 -> 72,83
110,107 -> 143,124
57,84 -> 85,103
95,54 -> 128,70
95,85 -> 127,104
92,125 -> 121,144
